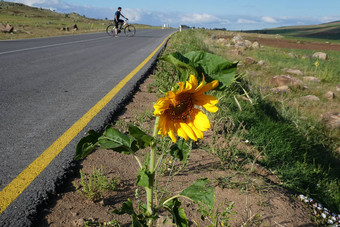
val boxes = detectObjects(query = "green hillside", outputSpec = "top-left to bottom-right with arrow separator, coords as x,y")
0,1 -> 159,40
246,21 -> 340,40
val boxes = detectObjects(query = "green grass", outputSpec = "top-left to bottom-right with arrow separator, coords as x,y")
245,21 -> 340,40
153,30 -> 340,213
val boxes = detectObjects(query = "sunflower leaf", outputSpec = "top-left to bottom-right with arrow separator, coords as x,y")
180,178 -> 215,210
75,130 -> 101,160
98,125 -> 138,154
169,139 -> 190,162
128,125 -> 153,149
163,198 -> 189,227
184,51 -> 237,90
160,52 -> 197,82
136,168 -> 153,188
112,199 -> 145,227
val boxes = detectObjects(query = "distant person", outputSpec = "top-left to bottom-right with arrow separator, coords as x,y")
114,7 -> 128,37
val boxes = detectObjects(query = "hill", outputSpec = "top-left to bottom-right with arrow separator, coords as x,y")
0,1 -> 160,40
245,21 -> 340,40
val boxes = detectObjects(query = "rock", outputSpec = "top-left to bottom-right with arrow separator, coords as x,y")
285,69 -> 304,76
0,23 -> 14,33
244,57 -> 256,64
313,52 -> 327,60
73,218 -> 85,226
231,34 -> 243,43
271,75 -> 303,87
72,24 -> 78,30
252,41 -> 260,49
324,91 -> 336,100
288,52 -> 298,59
257,60 -> 265,66
301,95 -> 320,101
320,112 -> 340,129
234,41 -> 245,49
336,84 -> 340,91
302,76 -> 320,82
217,38 -> 226,43
270,85 -> 290,93
211,35 -> 217,40
244,40 -> 253,48
229,49 -> 243,56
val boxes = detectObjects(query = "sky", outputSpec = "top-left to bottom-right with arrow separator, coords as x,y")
8,0 -> 340,30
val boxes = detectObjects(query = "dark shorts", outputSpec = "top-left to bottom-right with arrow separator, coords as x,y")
114,19 -> 124,28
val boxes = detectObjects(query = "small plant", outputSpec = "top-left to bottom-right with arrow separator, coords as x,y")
75,166 -> 119,202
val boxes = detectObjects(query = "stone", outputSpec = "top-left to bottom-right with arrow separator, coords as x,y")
320,112 -> 340,129
302,76 -> 320,82
231,34 -> 243,43
336,84 -> 340,91
229,49 -> 243,56
257,60 -> 265,66
301,95 -> 320,101
271,75 -> 303,87
313,52 -> 327,60
285,69 -> 304,76
252,41 -> 260,49
211,35 -> 217,40
244,57 -> 256,64
234,41 -> 245,49
244,40 -> 253,48
270,85 -> 290,93
324,91 -> 336,100
288,52 -> 298,59
72,24 -> 78,30
0,23 -> 14,33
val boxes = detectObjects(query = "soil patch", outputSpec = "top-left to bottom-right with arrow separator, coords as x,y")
35,76 -> 315,226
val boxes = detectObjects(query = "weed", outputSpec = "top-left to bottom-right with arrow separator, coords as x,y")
75,166 -> 120,202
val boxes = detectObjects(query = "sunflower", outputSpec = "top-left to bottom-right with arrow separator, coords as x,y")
154,75 -> 219,143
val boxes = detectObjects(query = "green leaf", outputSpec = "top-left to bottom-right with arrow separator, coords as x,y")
75,130 -> 101,160
136,168 -> 153,188
160,52 -> 197,81
169,139 -> 190,162
98,126 -> 138,154
163,198 -> 189,227
112,199 -> 145,227
128,125 -> 153,149
184,51 -> 237,90
180,178 -> 215,210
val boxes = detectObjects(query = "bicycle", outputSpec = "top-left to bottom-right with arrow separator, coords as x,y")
106,19 -> 136,37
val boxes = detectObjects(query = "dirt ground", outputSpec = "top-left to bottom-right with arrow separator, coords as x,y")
35,75 -> 316,226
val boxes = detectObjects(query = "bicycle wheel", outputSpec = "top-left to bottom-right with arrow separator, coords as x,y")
124,25 -> 136,37
106,24 -> 115,36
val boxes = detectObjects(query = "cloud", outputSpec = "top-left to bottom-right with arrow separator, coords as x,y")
237,18 -> 257,24
180,13 -> 220,23
261,16 -> 278,23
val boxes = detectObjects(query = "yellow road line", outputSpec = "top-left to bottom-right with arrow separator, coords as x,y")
0,34 -> 171,214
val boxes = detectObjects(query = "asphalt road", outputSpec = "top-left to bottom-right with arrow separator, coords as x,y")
0,29 -> 175,226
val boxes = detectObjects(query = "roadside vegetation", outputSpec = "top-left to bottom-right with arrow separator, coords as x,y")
0,1 -> 161,40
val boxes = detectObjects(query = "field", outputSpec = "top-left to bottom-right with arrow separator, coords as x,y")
0,1 -> 161,40
33,30 -> 340,226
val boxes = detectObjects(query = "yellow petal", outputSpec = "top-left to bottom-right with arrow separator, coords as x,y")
154,97 -> 170,115
175,122 -> 189,140
191,109 -> 210,131
194,94 -> 219,113
179,122 -> 197,141
187,120 -> 203,139
202,104 -> 218,113
196,80 -> 219,95
168,129 -> 177,143
195,75 -> 206,92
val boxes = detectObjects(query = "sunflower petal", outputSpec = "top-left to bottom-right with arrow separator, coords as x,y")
179,122 -> 197,141
196,80 -> 219,95
191,109 -> 211,131
175,123 -> 189,140
187,120 -> 203,139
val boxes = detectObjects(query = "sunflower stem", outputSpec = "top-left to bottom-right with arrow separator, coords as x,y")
146,117 -> 159,225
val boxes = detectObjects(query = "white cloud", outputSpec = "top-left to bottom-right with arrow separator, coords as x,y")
180,13 -> 220,23
321,16 -> 340,23
237,18 -> 257,24
261,16 -> 278,23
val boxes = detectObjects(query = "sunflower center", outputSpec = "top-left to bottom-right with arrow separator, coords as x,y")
168,93 -> 193,121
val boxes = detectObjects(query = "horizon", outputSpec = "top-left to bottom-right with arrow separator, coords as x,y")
5,0 -> 340,30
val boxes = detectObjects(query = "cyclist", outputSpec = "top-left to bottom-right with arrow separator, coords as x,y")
114,7 -> 128,37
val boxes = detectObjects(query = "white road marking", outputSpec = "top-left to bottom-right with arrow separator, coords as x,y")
0,36 -> 108,55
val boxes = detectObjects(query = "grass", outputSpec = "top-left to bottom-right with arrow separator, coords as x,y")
0,1 -> 161,40
153,29 -> 340,214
